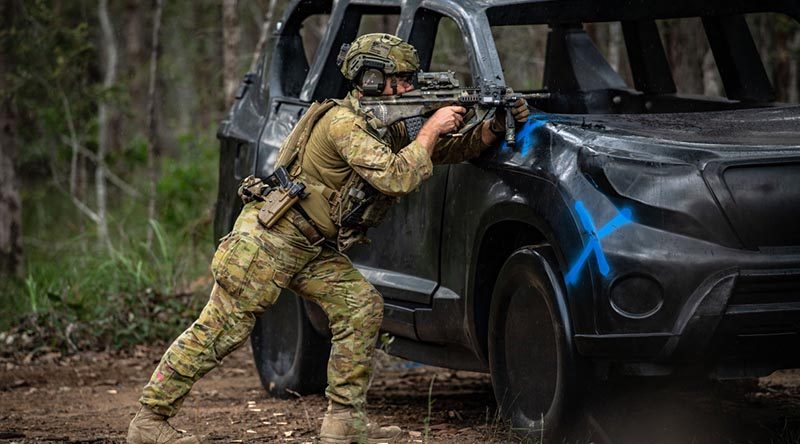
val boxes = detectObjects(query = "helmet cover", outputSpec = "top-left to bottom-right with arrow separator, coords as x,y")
338,33 -> 420,80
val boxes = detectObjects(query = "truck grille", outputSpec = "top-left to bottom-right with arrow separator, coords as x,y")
728,269 -> 800,306
720,162 -> 800,249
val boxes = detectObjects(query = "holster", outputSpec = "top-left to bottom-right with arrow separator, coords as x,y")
257,187 -> 301,229
238,169 -> 325,246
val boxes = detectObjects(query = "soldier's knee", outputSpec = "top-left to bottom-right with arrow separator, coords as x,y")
213,313 -> 256,358
354,288 -> 383,331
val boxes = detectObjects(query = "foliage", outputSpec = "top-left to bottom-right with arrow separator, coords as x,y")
0,0 -> 236,353
3,1 -> 101,171
0,134 -> 219,354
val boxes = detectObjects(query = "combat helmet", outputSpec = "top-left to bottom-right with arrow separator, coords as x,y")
336,33 -> 420,96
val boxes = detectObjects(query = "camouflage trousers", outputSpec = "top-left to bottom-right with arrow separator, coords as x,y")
139,201 -> 384,417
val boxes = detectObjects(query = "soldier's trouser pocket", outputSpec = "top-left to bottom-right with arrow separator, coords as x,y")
140,234 -> 290,417
211,233 -> 291,311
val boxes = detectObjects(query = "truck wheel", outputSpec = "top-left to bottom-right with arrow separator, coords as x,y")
488,246 -> 581,439
250,290 -> 330,397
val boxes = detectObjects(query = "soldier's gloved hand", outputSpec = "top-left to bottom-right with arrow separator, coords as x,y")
491,98 -> 530,133
238,175 -> 263,204
509,98 -> 530,123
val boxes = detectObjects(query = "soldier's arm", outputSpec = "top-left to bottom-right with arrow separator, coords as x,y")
431,99 -> 531,164
332,111 -> 434,197
430,121 -> 493,164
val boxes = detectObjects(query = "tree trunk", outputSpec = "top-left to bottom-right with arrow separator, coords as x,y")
608,22 -> 622,73
664,19 -> 706,95
790,31 -> 800,104
97,0 -> 117,252
223,0 -> 241,109
0,1 -> 23,277
249,0 -> 278,73
773,25 -> 791,102
124,0 -> 149,138
702,48 -> 722,97
146,0 -> 164,248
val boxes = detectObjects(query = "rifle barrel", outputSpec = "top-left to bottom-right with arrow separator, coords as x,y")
517,92 -> 550,100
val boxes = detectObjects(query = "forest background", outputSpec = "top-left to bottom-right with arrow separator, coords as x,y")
0,0 -> 798,356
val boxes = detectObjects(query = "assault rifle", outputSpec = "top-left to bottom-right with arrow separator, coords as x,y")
359,71 -> 549,147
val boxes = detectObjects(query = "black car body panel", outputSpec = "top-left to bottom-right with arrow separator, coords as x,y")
217,0 -> 800,379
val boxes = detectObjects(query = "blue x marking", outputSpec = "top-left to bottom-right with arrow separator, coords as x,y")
565,201 -> 633,285
500,116 -> 548,156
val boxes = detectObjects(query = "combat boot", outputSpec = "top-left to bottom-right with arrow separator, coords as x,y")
126,406 -> 204,444
319,401 -> 402,444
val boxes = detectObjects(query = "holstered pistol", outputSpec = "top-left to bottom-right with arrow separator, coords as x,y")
258,187 -> 300,228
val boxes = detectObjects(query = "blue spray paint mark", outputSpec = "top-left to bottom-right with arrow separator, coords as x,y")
500,116 -> 548,155
565,201 -> 633,285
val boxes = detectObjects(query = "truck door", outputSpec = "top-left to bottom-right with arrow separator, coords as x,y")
253,3 -> 332,179
255,3 -> 403,176
348,8 -> 476,327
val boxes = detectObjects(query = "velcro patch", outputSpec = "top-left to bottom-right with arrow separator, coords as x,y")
369,40 -> 391,57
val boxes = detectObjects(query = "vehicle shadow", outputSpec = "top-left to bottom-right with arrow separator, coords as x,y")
570,376 -> 800,444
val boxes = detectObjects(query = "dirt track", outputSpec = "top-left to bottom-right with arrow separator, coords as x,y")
1,344 -> 800,443
0,344 -> 496,443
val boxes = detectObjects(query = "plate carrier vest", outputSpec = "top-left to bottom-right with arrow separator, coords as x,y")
273,99 -> 400,251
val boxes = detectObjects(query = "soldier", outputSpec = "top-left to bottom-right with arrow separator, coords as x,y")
126,33 -> 529,444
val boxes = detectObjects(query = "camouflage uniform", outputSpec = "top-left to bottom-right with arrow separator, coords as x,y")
139,90 -> 489,418
137,33 -> 490,431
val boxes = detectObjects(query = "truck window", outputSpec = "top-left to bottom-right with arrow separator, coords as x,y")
300,15 -> 330,68
747,13 -> 800,104
268,10 -> 332,98
655,18 -> 724,99
357,15 -> 400,35
308,7 -> 401,101
492,22 -> 634,93
492,24 -> 549,91
429,17 -> 473,87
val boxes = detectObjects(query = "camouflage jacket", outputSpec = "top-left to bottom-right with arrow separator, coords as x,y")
296,91 -> 490,250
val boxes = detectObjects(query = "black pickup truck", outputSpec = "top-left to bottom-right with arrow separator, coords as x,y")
216,0 -> 800,436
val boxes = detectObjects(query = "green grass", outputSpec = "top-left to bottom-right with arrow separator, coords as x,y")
0,131 -> 220,353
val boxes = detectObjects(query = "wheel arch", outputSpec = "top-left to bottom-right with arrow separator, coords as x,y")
488,245 -> 581,435
468,201 -> 572,364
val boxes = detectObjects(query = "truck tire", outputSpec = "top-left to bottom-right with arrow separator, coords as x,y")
488,246 -> 581,440
250,290 -> 330,398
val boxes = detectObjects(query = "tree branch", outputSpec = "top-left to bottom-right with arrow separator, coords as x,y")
59,136 -> 141,198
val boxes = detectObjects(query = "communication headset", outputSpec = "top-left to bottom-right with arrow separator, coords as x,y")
336,43 -> 394,96
358,64 -> 387,96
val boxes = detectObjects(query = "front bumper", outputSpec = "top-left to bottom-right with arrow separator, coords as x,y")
571,220 -> 800,377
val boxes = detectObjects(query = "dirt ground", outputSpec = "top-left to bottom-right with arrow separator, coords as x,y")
1,344 -> 800,444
